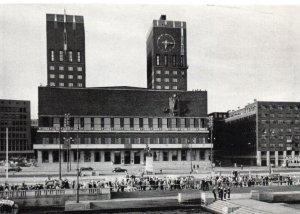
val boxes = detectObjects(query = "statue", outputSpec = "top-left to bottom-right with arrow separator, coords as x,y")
144,143 -> 152,157
169,94 -> 179,116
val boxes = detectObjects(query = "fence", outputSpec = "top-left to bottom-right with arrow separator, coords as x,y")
0,188 -> 110,199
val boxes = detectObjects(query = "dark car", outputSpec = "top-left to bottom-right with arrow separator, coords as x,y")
80,167 -> 93,171
7,166 -> 22,172
112,167 -> 127,173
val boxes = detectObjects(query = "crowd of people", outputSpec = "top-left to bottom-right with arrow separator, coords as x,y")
0,172 -> 297,195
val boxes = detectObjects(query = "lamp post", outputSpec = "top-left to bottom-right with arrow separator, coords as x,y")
59,125 -> 62,180
76,119 -> 80,203
64,113 -> 70,172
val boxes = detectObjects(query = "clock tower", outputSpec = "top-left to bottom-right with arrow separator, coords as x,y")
147,15 -> 188,90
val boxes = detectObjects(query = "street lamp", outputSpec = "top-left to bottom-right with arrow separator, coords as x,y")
76,119 -> 80,203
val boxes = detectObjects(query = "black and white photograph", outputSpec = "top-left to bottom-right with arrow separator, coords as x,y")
1,1 -> 300,213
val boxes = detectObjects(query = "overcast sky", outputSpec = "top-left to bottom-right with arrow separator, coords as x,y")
1,4 -> 300,119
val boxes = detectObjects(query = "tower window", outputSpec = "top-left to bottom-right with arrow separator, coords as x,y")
59,82 -> 64,87
172,86 -> 178,90
156,54 -> 160,66
156,85 -> 161,89
77,67 -> 82,72
165,70 -> 169,75
50,74 -> 55,79
78,83 -> 82,87
49,66 -> 55,70
77,75 -> 82,80
68,51 -> 73,62
156,78 -> 161,82
77,51 -> 81,62
68,75 -> 73,79
164,78 -> 169,82
59,51 -> 63,61
50,82 -> 55,86
68,83 -> 73,87
172,78 -> 177,82
156,70 -> 161,75
164,55 -> 168,66
59,74 -> 64,79
59,66 -> 64,71
180,55 -> 184,67
68,67 -> 73,71
50,50 -> 54,61
173,70 -> 177,75
172,55 -> 176,66
164,86 -> 170,90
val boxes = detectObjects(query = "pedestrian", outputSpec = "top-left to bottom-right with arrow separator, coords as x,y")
212,186 -> 217,201
223,186 -> 227,200
227,185 -> 231,200
220,186 -> 224,200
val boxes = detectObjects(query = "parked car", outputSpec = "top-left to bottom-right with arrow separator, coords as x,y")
80,167 -> 94,176
80,167 -> 93,171
112,167 -> 127,173
6,166 -> 22,172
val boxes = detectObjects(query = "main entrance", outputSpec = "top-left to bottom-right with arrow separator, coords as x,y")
124,151 -> 131,164
114,151 -> 121,164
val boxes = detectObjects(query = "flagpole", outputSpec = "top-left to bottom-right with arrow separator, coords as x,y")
6,127 -> 8,180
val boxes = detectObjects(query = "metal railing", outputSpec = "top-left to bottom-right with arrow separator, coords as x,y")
0,188 -> 109,199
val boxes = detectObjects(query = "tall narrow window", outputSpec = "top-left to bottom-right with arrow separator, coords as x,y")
156,54 -> 160,66
50,50 -> 55,62
180,55 -> 184,67
164,55 -> 168,66
68,51 -> 73,62
172,55 -> 176,66
59,51 -> 63,61
77,51 -> 81,62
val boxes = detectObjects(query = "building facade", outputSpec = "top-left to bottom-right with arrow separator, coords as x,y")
34,87 -> 211,168
208,112 -> 228,166
223,101 -> 300,167
46,13 -> 86,88
0,99 -> 33,159
147,15 -> 188,91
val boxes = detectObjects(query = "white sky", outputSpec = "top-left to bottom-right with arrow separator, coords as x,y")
1,4 -> 300,119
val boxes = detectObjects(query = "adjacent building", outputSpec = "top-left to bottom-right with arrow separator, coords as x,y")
147,15 -> 188,91
0,99 -> 33,159
46,13 -> 86,88
222,101 -> 300,167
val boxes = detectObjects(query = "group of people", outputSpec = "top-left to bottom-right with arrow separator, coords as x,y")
0,172 -> 297,195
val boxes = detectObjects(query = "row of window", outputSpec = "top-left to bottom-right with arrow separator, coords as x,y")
0,107 -> 27,113
0,114 -> 27,120
50,50 -> 82,63
0,140 -> 29,151
49,74 -> 82,80
155,78 -> 178,83
0,127 -> 27,132
0,121 -> 27,126
49,65 -> 83,72
49,82 -> 83,87
42,137 -> 207,145
261,127 -> 300,133
155,70 -> 185,76
261,135 -> 300,140
156,85 -> 177,90
261,105 -> 300,110
43,117 -> 206,129
261,120 -> 300,125
0,133 -> 27,138
261,113 -> 300,118
41,149 -> 207,163
260,151 -> 299,156
156,54 -> 184,67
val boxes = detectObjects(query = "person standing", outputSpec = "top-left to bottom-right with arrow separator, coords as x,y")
227,185 -> 231,200
223,186 -> 227,200
212,186 -> 217,201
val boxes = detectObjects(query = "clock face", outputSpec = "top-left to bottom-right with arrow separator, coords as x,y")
157,34 -> 175,52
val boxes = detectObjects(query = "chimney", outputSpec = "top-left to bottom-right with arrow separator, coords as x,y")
160,15 -> 166,20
